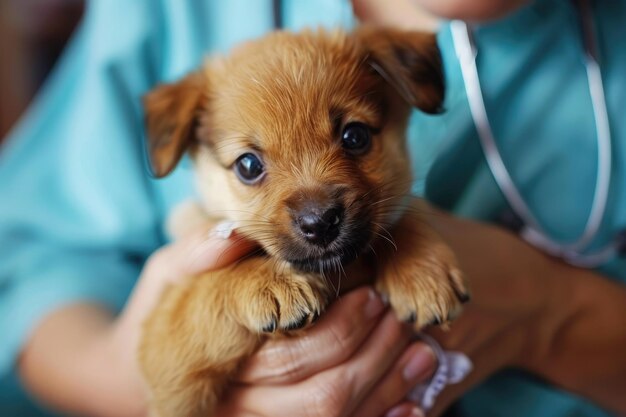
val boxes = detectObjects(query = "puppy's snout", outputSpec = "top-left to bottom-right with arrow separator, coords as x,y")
296,205 -> 344,246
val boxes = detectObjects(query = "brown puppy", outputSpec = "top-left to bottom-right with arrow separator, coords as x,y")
140,27 -> 469,417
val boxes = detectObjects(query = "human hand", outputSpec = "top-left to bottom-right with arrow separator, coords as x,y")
109,221 -> 258,414
19,220 -> 257,417
114,223 -> 442,417
215,286 -> 438,417
409,209 -> 569,416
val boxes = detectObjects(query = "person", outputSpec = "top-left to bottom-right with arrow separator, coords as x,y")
0,1 -> 624,417
0,2 -> 436,416
355,1 -> 626,416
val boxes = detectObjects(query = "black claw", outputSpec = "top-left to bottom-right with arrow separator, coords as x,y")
454,288 -> 471,304
284,313 -> 310,331
405,311 -> 417,324
429,315 -> 443,326
311,311 -> 321,323
262,318 -> 278,333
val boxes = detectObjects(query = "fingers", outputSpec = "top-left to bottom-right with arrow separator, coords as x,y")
132,221 -> 255,311
238,287 -> 386,384
147,221 -> 257,283
117,221 -> 255,342
230,310 -> 412,417
384,403 -> 425,417
352,342 -> 436,417
329,312 -> 414,413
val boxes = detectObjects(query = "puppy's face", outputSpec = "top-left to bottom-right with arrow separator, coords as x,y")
145,28 -> 444,272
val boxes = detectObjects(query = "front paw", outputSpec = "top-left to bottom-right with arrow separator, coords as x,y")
242,272 -> 328,334
378,253 -> 470,329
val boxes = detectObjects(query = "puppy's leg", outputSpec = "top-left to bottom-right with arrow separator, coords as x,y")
139,257 -> 328,417
140,269 -> 256,417
231,260 -> 329,333
375,203 -> 470,329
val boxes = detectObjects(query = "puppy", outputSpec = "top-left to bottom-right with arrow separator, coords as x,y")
140,27 -> 469,417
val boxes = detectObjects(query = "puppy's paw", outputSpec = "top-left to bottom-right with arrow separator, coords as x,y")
378,251 -> 469,329
241,273 -> 328,334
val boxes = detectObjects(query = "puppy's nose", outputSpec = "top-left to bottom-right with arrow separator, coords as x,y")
296,206 -> 343,246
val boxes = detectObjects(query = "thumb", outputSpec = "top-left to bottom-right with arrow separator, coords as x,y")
118,221 -> 256,337
158,221 -> 257,279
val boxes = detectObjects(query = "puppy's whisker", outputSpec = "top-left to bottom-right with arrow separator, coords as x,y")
371,221 -> 395,242
319,262 -> 338,296
350,183 -> 385,203
372,230 -> 398,252
214,241 -> 255,267
370,195 -> 402,207
367,243 -> 378,259
333,258 -> 343,298
232,247 -> 267,267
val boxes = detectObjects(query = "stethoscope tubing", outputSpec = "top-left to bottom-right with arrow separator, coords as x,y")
450,0 -> 618,268
271,0 -> 618,267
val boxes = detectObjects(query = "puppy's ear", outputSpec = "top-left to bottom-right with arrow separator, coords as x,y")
143,71 -> 207,177
357,28 -> 445,114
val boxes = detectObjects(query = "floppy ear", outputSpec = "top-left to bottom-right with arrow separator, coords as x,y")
357,28 -> 445,114
143,71 -> 207,177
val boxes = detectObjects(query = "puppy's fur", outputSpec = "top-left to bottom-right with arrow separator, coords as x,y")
140,28 -> 469,417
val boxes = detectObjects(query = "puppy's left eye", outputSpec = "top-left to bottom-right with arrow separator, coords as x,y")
341,122 -> 372,155
234,153 -> 265,185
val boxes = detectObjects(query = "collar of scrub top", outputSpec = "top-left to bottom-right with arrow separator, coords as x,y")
450,0 -> 625,268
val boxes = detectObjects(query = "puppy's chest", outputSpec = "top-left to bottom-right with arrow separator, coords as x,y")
315,255 -> 380,295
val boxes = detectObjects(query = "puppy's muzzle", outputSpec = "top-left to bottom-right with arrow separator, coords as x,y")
283,185 -> 372,272
295,204 -> 344,247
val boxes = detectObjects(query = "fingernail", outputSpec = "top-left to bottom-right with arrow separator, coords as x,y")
209,221 -> 237,240
403,345 -> 436,382
410,408 -> 425,417
385,405 -> 424,417
385,404 -> 409,417
380,292 -> 390,306
364,289 -> 385,318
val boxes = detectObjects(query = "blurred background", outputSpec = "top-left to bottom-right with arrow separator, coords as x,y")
0,0 -> 84,141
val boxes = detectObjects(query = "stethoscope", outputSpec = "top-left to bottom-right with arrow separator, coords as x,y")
450,0 -> 625,268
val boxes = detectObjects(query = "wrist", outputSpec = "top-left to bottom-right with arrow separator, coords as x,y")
48,309 -> 147,417
19,304 -> 145,417
513,259 -> 580,375
93,321 -> 149,417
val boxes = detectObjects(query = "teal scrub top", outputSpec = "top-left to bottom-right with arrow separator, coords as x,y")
0,0 -> 623,416
413,2 -> 626,416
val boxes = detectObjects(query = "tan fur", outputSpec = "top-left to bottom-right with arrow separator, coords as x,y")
140,27 -> 469,417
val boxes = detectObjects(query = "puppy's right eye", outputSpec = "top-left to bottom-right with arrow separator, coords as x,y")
234,153 -> 265,185
341,122 -> 372,155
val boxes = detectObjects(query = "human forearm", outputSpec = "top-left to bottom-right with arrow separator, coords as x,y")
422,210 -> 626,416
17,223 -> 255,417
18,303 -> 147,417
522,263 -> 626,414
